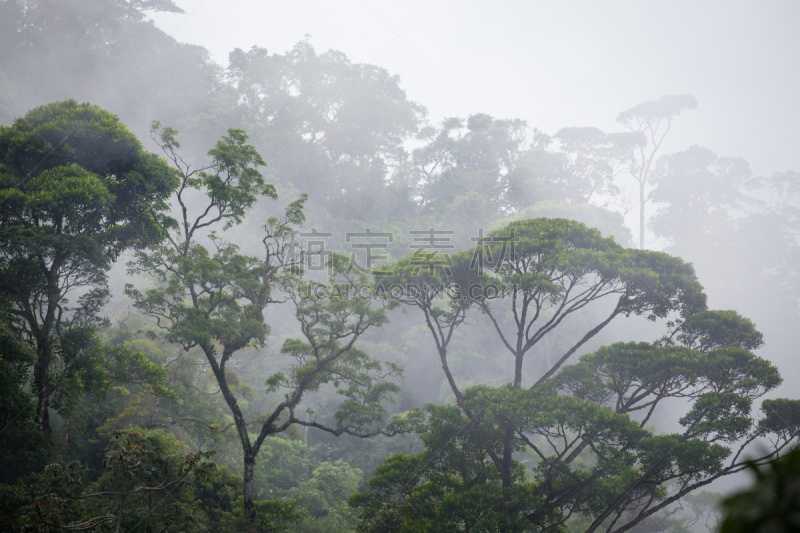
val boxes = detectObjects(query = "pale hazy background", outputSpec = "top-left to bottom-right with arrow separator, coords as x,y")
151,0 -> 800,184
144,1 -> 800,386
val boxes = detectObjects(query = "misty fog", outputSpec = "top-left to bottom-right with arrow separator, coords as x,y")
1,1 -> 799,532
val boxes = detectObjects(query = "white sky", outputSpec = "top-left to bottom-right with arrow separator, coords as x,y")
150,0 -> 800,179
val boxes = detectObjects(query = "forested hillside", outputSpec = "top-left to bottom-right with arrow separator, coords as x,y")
2,1 -> 799,532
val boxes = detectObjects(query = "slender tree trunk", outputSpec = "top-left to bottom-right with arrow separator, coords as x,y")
206,347 -> 259,525
437,345 -> 511,487
243,451 -> 256,523
639,180 -> 646,250
34,260 -> 61,434
504,352 -> 523,488
33,341 -> 51,433
115,483 -> 127,533
501,426 -> 515,488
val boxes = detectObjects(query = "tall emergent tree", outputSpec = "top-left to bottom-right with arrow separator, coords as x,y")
616,94 -> 697,249
0,100 -> 178,432
353,218 -> 800,532
127,123 -> 402,525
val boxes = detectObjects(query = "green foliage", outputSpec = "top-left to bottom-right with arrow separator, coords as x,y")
719,447 -> 800,533
554,342 -> 781,410
359,217 -> 742,532
350,404 -> 537,533
191,465 -> 243,528
221,497 -> 306,533
490,201 -> 634,246
127,125 -> 402,525
0,319 -> 50,488
18,429 -> 215,532
1,5 -> 797,530
151,121 -> 275,230
0,99 -> 179,431
289,460 -> 363,533
125,124 -> 294,523
660,310 -> 765,352
478,217 -> 705,323
282,261 -> 402,435
759,399 -> 800,438
0,100 -> 178,249
354,302 -> 795,532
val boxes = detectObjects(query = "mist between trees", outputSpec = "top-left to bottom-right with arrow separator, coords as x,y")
1,1 -> 800,533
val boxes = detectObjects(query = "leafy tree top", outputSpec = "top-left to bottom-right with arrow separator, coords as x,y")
0,99 -> 179,254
